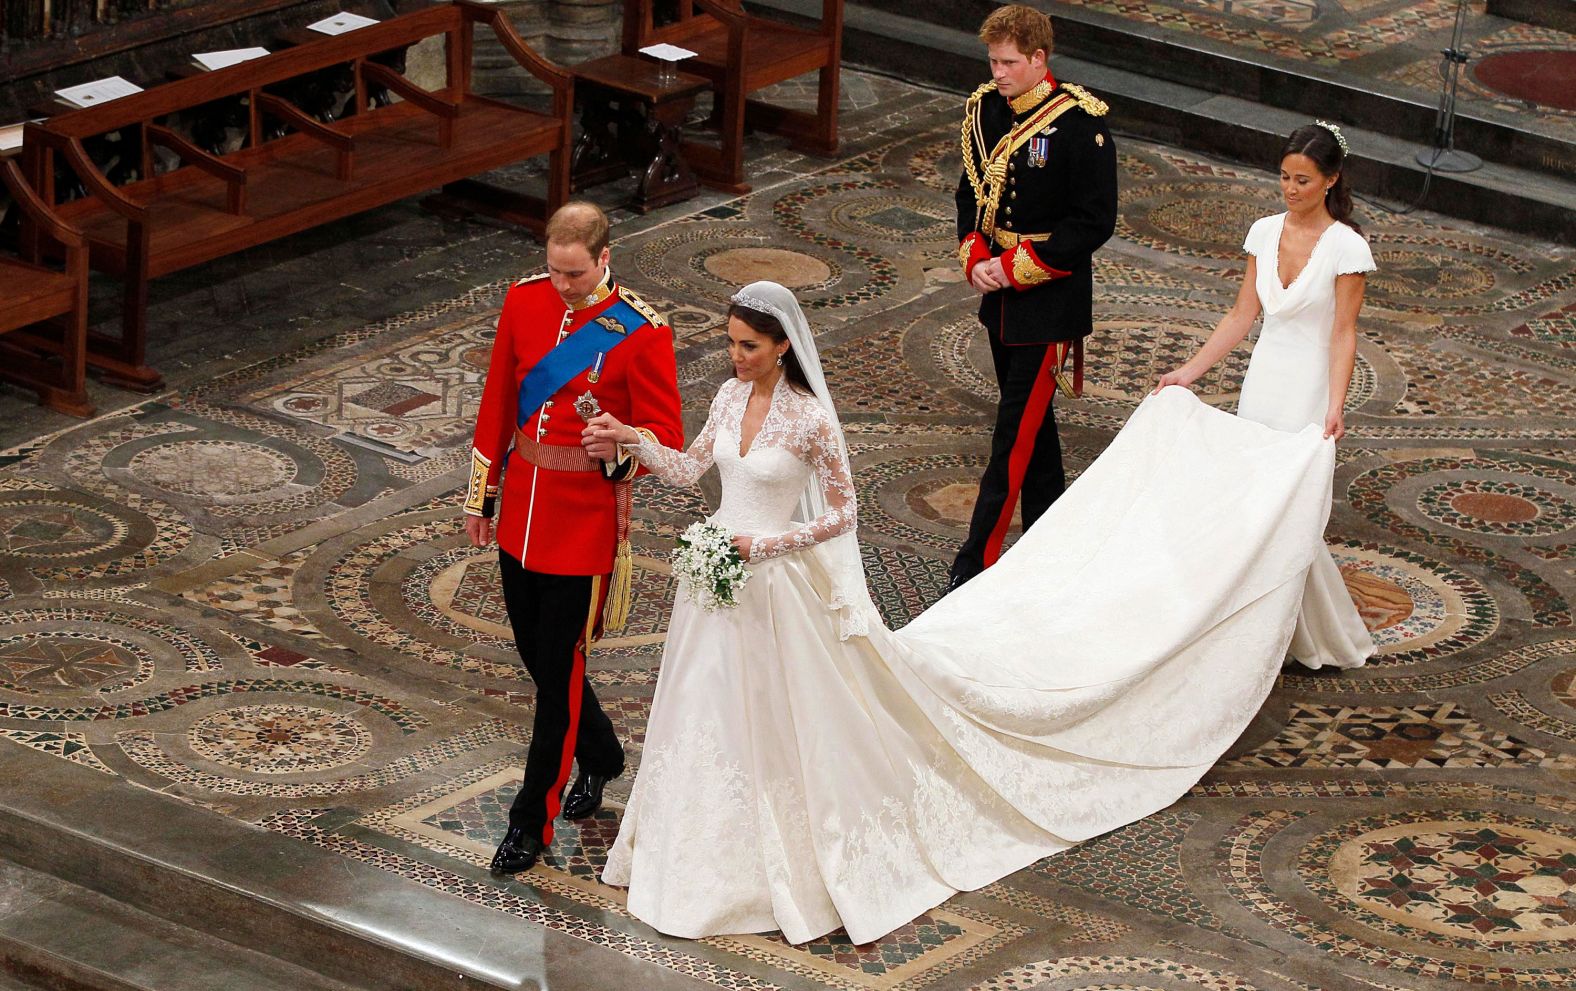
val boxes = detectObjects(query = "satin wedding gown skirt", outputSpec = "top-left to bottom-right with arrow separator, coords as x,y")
603,388 -> 1336,945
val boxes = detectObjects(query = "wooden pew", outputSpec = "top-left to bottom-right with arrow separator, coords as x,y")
0,158 -> 93,417
621,0 -> 842,193
20,0 -> 572,390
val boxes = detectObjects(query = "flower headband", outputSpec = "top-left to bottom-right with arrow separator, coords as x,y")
1314,119 -> 1349,156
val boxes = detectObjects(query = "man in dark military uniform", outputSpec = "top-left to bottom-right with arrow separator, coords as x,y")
949,4 -> 1118,592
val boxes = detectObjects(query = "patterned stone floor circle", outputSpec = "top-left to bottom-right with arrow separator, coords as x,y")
1309,811 -> 1576,949
702,247 -> 832,289
0,496 -> 130,561
128,440 -> 296,498
1117,183 -> 1281,258
1418,478 -> 1575,538
1332,542 -> 1498,664
970,955 -> 1269,990
1146,196 -> 1270,253
827,194 -> 954,243
1553,668 -> 1576,712
425,549 -> 513,640
0,633 -> 153,695
188,703 -> 372,774
1085,319 -> 1246,404
1367,246 -> 1497,302
934,314 -> 996,402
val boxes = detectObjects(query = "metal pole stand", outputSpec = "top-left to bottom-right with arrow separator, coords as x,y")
1416,0 -> 1483,173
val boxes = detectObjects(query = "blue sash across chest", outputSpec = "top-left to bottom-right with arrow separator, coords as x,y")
516,298 -> 649,427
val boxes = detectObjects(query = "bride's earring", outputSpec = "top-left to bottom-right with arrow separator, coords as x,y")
776,354 -> 784,367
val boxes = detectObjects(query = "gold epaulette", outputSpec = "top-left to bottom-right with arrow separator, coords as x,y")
1059,83 -> 1108,117
513,272 -> 550,286
617,285 -> 665,328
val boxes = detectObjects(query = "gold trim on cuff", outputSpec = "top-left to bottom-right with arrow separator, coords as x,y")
1011,246 -> 1053,287
464,449 -> 493,515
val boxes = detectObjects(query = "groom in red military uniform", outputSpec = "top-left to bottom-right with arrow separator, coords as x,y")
464,202 -> 682,876
948,4 -> 1118,593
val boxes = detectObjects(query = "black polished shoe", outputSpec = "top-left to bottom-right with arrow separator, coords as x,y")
942,570 -> 972,598
562,770 -> 615,820
489,826 -> 543,877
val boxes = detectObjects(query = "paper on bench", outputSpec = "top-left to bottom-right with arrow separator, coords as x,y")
55,76 -> 144,109
639,43 -> 698,61
0,123 -> 26,152
307,12 -> 380,35
194,47 -> 271,70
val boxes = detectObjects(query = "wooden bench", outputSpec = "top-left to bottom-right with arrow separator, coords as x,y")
0,158 -> 93,417
621,0 -> 842,193
20,0 -> 572,390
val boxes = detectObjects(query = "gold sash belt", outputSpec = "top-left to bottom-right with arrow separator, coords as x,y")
513,431 -> 599,472
993,230 -> 1051,249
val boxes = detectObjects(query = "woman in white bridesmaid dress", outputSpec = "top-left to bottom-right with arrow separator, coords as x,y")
1157,121 -> 1377,671
585,273 -> 1341,946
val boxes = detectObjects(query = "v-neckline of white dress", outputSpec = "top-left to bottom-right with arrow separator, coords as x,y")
734,377 -> 783,460
1273,214 -> 1337,293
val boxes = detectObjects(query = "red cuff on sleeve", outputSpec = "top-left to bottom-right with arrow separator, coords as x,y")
959,232 -> 991,279
1001,242 -> 1072,290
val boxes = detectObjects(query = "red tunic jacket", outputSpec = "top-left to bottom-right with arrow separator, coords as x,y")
466,272 -> 683,576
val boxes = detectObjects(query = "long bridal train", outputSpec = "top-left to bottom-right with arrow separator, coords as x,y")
604,387 -> 1337,945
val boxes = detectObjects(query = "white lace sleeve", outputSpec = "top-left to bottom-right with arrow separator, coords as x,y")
632,381 -> 729,487
751,408 -> 857,562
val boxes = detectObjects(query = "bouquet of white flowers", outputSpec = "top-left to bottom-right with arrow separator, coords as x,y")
670,521 -> 752,611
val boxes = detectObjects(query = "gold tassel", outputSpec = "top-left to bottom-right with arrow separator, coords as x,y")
604,538 -> 634,636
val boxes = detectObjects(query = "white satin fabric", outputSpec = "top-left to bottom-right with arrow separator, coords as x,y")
603,387 -> 1335,944
1238,213 -> 1377,670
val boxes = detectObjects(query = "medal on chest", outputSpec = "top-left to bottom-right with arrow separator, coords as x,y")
1027,136 -> 1049,168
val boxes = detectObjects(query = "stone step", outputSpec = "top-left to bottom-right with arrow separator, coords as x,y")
0,860 -> 357,991
796,0 -> 1573,181
755,0 -> 1576,245
0,743 -> 690,991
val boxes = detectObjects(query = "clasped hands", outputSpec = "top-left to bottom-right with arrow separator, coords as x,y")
582,411 -> 638,461
968,257 -> 1009,293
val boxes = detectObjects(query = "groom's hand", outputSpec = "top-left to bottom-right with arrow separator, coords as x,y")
464,514 -> 492,548
582,419 -> 620,461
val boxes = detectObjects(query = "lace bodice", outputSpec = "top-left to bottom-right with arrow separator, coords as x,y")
632,377 -> 856,561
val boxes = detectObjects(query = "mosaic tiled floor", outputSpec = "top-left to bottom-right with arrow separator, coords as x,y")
1,70 -> 1574,989
1050,0 -> 1576,142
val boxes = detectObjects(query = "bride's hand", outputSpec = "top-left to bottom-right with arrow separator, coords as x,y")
1153,368 -> 1195,394
582,412 -> 637,460
1323,408 -> 1346,441
732,536 -> 753,562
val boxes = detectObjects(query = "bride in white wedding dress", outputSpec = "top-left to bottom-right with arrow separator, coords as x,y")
586,265 -> 1347,942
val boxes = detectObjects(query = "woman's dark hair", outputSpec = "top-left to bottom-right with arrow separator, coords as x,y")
727,303 -> 813,394
1280,124 -> 1361,235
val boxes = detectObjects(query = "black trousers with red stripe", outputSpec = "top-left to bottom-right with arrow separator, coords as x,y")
497,551 -> 625,845
951,332 -> 1068,584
